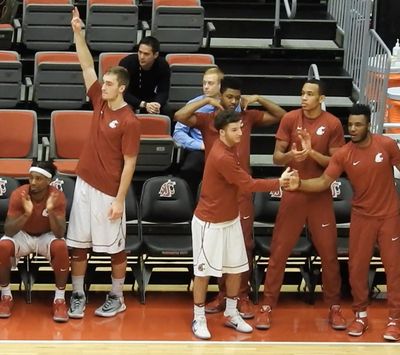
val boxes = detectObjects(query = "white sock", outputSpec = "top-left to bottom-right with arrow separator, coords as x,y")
194,304 -> 205,320
71,275 -> 85,294
356,311 -> 368,318
224,297 -> 238,317
111,276 -> 125,297
1,285 -> 12,298
54,288 -> 65,301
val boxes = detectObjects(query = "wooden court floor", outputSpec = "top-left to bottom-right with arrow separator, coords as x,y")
0,290 -> 399,354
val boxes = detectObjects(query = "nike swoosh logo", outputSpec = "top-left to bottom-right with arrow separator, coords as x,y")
242,216 -> 250,220
352,161 -> 360,166
392,236 -> 400,241
322,223 -> 330,227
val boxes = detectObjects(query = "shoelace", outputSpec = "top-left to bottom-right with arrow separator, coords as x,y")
103,295 -> 118,309
71,295 -> 83,310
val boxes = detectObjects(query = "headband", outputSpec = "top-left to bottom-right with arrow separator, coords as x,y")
29,167 -> 52,179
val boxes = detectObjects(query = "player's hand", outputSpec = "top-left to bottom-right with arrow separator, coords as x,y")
46,192 -> 58,212
281,168 -> 300,191
208,97 -> 224,111
108,200 -> 124,221
21,190 -> 33,216
297,128 -> 312,151
146,102 -> 161,114
291,142 -> 309,162
71,7 -> 83,33
240,95 -> 258,111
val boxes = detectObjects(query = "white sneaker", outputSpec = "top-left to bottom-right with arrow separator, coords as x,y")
225,310 -> 253,333
192,316 -> 211,340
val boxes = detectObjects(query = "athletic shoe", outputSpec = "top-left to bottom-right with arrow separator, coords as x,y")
329,305 -> 346,330
224,310 -> 253,333
68,292 -> 86,319
238,296 -> 255,319
383,318 -> 400,341
94,293 -> 126,317
0,295 -> 13,318
53,299 -> 69,323
255,305 -> 272,330
205,294 -> 225,314
192,316 -> 211,340
347,316 -> 368,336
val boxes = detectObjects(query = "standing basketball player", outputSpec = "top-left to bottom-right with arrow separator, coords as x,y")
191,109 -> 296,339
293,104 -> 400,342
67,7 -> 141,318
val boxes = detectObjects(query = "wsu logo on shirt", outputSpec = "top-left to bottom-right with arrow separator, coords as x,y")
316,126 -> 326,136
375,152 -> 384,163
158,179 -> 176,198
109,120 -> 119,129
0,178 -> 7,197
269,187 -> 283,199
50,178 -> 64,192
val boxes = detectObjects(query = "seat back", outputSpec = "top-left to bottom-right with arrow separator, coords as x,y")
331,177 -> 353,225
166,53 -> 216,110
98,52 -> 131,79
34,52 -> 86,109
152,0 -> 204,53
22,0 -> 74,50
0,109 -> 37,158
136,114 -> 175,172
0,50 -> 22,108
86,0 -> 138,52
50,174 -> 75,220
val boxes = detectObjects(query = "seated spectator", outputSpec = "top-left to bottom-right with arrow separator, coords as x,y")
119,36 -> 170,115
0,161 -> 69,323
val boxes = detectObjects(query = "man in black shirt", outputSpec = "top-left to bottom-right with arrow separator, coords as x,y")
119,36 -> 170,114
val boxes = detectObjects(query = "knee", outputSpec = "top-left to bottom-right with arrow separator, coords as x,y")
111,251 -> 127,266
0,240 -> 14,263
70,247 -> 89,262
50,239 -> 68,256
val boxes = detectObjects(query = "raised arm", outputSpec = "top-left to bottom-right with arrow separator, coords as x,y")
241,95 -> 286,125
71,7 -> 97,92
174,97 -> 222,127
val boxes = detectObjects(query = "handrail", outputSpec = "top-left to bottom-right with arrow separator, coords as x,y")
308,64 -> 326,111
273,0 -> 297,47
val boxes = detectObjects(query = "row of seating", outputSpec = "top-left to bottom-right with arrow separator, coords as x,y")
2,0 -> 208,52
2,172 -> 381,306
0,50 -> 215,110
0,109 -> 175,178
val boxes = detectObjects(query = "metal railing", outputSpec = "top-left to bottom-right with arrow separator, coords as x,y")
273,0 -> 297,47
328,0 -> 390,133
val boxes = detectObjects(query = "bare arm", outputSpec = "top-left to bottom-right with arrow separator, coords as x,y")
108,154 -> 137,220
71,7 -> 97,92
4,214 -> 30,237
174,97 -> 222,127
46,192 -> 66,238
299,173 -> 334,193
241,95 -> 286,125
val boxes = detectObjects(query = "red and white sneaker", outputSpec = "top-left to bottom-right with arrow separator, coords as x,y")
347,316 -> 368,337
383,318 -> 400,342
0,295 -> 13,318
53,299 -> 69,323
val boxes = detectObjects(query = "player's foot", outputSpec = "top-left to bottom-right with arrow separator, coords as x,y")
224,310 -> 253,333
255,305 -> 272,330
205,294 -> 225,314
383,318 -> 400,342
192,316 -> 211,340
68,292 -> 86,319
94,293 -> 126,317
53,299 -> 69,323
238,296 -> 255,319
347,316 -> 368,337
329,305 -> 346,330
0,295 -> 13,318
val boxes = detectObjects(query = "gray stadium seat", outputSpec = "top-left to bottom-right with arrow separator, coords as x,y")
0,50 -> 22,108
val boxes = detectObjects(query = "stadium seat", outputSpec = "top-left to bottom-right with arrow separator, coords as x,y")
151,0 -> 205,53
139,176 -> 194,303
0,23 -> 14,50
22,0 -> 74,50
0,176 -> 20,234
32,52 -> 86,109
48,110 -> 93,175
136,114 -> 175,172
98,51 -> 131,79
165,53 -> 216,111
251,187 -> 314,304
0,50 -> 22,108
0,109 -> 38,178
86,0 -> 139,52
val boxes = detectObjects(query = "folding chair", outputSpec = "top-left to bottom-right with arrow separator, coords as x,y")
86,0 -> 139,52
151,0 -> 204,53
0,50 -> 22,108
0,109 -> 38,178
165,53 -> 216,111
139,176 -> 194,303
